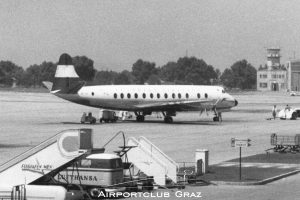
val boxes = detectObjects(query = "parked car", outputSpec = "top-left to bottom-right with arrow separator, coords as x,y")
290,91 -> 297,96
277,107 -> 300,120
99,110 -> 118,123
80,112 -> 96,124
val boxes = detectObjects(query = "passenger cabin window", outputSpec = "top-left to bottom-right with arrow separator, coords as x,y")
120,93 -> 124,99
157,93 -> 160,99
143,93 -> 146,99
91,92 -> 94,96
134,93 -> 138,98
222,89 -> 225,93
150,93 -> 153,99
127,93 -> 131,99
186,93 -> 189,99
114,93 -> 117,99
178,93 -> 181,99
205,93 -> 208,98
164,93 -> 168,99
197,93 -> 200,98
172,93 -> 175,99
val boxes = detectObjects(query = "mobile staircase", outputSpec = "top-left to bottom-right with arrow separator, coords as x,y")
0,129 -> 96,188
126,136 -> 179,186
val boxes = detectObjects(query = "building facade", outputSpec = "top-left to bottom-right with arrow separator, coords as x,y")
287,60 -> 300,91
257,48 -> 287,91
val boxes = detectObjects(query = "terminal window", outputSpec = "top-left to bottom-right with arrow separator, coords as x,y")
260,74 -> 267,78
260,83 -> 268,88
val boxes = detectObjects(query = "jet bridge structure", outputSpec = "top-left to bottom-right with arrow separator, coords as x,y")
126,136 -> 178,186
0,129 -> 95,187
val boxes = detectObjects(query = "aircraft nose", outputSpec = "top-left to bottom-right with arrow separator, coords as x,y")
234,99 -> 238,106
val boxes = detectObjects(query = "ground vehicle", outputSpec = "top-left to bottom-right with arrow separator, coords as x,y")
99,110 -> 118,123
55,153 -> 125,198
277,108 -> 300,120
290,91 -> 297,96
81,112 -> 96,124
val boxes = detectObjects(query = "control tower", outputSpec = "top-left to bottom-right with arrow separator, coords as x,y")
266,47 -> 280,69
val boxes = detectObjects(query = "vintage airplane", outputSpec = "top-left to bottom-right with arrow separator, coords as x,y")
43,53 -> 238,123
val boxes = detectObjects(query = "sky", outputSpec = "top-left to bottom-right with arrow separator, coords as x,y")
1,0 -> 300,72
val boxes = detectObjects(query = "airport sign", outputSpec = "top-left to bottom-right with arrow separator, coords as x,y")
231,138 -> 251,148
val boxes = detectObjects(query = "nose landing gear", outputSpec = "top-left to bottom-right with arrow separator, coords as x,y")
213,111 -> 222,122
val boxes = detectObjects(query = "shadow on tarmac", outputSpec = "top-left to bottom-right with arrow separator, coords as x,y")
58,120 -> 221,126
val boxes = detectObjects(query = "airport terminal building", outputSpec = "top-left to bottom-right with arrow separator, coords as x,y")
257,48 -> 287,91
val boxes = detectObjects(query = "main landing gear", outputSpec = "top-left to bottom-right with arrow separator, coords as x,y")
135,112 -> 145,122
162,111 -> 176,123
135,111 -> 176,123
164,116 -> 173,123
136,115 -> 145,122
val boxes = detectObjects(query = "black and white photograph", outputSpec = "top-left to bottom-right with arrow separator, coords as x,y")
0,0 -> 300,199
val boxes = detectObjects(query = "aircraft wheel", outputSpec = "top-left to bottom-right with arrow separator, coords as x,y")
213,116 -> 219,122
291,112 -> 297,120
164,116 -> 173,123
136,115 -> 145,122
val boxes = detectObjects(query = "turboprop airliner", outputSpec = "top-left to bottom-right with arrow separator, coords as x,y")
44,53 -> 238,123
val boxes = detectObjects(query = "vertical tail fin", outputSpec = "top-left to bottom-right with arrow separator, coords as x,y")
51,53 -> 84,94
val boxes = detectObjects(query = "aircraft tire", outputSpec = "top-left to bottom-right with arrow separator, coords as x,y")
213,116 -> 219,122
291,112 -> 297,120
136,115 -> 145,122
164,116 -> 173,123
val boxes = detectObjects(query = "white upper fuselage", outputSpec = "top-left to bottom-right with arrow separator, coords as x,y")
68,85 -> 236,112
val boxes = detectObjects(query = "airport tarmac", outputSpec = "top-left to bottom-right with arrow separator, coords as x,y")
1,90 -> 300,199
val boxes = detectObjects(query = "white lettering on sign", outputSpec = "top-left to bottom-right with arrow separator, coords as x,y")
234,140 -> 249,147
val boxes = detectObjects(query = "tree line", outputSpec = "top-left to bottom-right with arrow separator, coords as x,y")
0,55 -> 257,90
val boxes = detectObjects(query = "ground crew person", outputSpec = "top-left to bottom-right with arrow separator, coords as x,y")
272,105 -> 277,120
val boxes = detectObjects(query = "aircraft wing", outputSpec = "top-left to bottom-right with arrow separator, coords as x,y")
134,99 -> 216,111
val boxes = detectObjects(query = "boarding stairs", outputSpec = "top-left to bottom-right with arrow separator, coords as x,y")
126,137 -> 178,186
114,145 -> 137,158
0,129 -> 94,188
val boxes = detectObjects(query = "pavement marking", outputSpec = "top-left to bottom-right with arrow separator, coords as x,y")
217,162 -> 300,169
218,163 -> 236,167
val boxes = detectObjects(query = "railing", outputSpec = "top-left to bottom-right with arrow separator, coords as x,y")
0,130 -> 66,173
